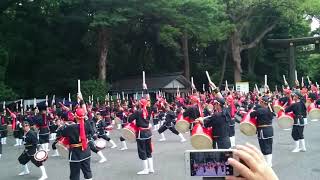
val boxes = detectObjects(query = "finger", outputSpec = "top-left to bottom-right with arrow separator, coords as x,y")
245,142 -> 265,161
228,158 -> 254,179
236,144 -> 263,164
234,149 -> 259,172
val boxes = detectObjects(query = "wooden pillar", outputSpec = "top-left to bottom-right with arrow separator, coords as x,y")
315,40 -> 320,52
289,42 -> 295,86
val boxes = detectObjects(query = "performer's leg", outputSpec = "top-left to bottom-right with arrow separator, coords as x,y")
153,118 -> 159,131
291,126 -> 300,152
101,134 -> 117,148
216,137 -> 231,149
18,153 -> 31,175
81,158 -> 93,180
42,134 -> 50,151
14,131 -> 19,146
298,126 -> 306,152
120,136 -> 128,151
169,127 -> 186,142
146,139 -> 154,173
229,126 -> 236,147
212,139 -> 217,149
0,139 -> 2,158
3,130 -> 7,144
51,141 -> 59,157
38,165 -> 48,180
158,125 -> 167,141
136,139 -> 149,175
69,162 -> 81,180
259,138 -> 273,167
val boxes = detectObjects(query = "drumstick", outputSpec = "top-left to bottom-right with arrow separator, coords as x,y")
52,95 -> 55,105
77,79 -> 81,93
307,76 -> 311,84
225,80 -> 229,91
283,75 -> 288,85
255,84 -> 259,93
3,101 -> 5,110
68,93 -> 71,102
265,75 -> 267,87
34,98 -> 37,108
295,70 -> 298,81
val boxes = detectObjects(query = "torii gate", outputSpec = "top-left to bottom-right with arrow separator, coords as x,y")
267,36 -> 320,86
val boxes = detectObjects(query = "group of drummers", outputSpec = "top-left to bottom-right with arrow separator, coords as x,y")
0,75 -> 319,180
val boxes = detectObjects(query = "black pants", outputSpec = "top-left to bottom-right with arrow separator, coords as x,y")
39,134 -> 50,144
18,152 -> 42,167
0,138 -> 2,154
52,140 -> 57,150
98,134 -> 111,141
158,125 -> 179,135
153,118 -> 159,125
137,138 -> 152,160
14,130 -> 23,139
229,125 -> 235,137
258,138 -> 273,155
213,136 -> 231,149
0,130 -> 7,138
120,136 -> 126,141
292,125 -> 304,141
88,140 -> 99,153
70,158 -> 92,180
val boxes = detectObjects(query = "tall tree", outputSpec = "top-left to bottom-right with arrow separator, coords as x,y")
223,0 -> 305,82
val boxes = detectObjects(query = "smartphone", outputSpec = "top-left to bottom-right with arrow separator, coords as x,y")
185,149 -> 239,178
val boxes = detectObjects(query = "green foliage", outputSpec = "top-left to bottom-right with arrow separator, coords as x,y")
0,0 -> 318,97
304,54 -> 320,81
81,80 -> 110,101
0,82 -> 18,101
0,46 -> 8,82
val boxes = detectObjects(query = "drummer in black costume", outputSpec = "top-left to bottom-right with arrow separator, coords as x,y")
249,96 -> 274,167
183,95 -> 201,132
51,117 -> 64,157
95,112 -> 117,148
0,111 -> 8,145
61,101 -> 93,180
116,106 -> 129,150
34,108 -> 50,151
18,121 -> 48,180
13,113 -> 24,146
84,112 -> 107,163
285,90 -> 307,152
201,97 -> 231,149
158,105 -> 186,142
128,98 -> 154,175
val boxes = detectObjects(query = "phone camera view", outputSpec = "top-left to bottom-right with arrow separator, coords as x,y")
190,151 -> 233,177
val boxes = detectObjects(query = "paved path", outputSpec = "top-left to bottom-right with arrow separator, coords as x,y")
0,119 -> 319,180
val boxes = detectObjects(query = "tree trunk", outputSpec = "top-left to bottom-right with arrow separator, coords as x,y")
219,45 -> 229,86
247,48 -> 257,76
97,28 -> 111,81
181,32 -> 190,80
230,31 -> 242,82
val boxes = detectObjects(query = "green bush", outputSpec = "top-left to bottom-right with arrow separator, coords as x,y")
80,80 -> 110,103
0,82 -> 18,101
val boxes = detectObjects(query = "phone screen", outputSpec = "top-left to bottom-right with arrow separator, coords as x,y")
189,151 -> 233,177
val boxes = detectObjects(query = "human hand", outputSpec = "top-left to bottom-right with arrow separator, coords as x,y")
77,93 -> 83,101
226,143 -> 279,180
143,83 -> 148,90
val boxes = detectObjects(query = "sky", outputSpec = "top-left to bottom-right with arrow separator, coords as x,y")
311,17 -> 320,32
